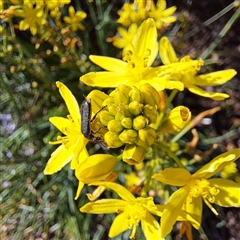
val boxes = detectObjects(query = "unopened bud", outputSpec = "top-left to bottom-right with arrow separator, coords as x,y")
129,101 -> 143,116
119,129 -> 138,144
137,126 -> 156,147
123,144 -> 146,165
121,117 -> 133,129
104,131 -> 123,148
133,115 -> 147,130
108,119 -> 124,132
129,87 -> 144,103
143,104 -> 157,123
139,83 -> 160,107
99,110 -> 115,126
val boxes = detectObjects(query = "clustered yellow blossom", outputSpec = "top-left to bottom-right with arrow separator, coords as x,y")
117,0 -> 177,28
1,0 -> 86,35
42,3 -> 240,240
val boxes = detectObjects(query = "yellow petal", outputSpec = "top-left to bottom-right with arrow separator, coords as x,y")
186,84 -> 229,101
49,116 -> 71,134
209,178 -> 240,207
89,55 -> 128,72
109,212 -> 129,238
80,72 -> 133,88
159,36 -> 178,64
152,168 -> 192,186
74,181 -> 84,200
141,212 -> 161,239
86,90 -> 108,114
185,196 -> 203,229
44,145 -> 73,174
56,81 -> 80,125
89,182 -> 136,202
161,187 -> 189,238
193,69 -> 237,86
160,106 -> 191,134
76,154 -> 119,183
80,199 -> 126,214
132,18 -> 158,67
193,149 -> 240,179
71,139 -> 88,170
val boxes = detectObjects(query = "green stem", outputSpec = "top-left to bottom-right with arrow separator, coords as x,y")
158,141 -> 185,168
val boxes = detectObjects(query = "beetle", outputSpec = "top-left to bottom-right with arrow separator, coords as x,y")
80,97 -> 107,148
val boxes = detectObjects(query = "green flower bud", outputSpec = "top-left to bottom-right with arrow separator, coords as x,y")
104,131 -> 124,148
108,119 -> 124,132
115,111 -> 125,121
129,87 -> 144,103
123,144 -> 146,165
129,101 -> 143,116
161,106 -> 191,134
114,90 -> 129,105
99,110 -> 115,126
119,129 -> 138,144
76,154 -> 119,183
143,104 -> 157,123
133,115 -> 146,130
121,117 -> 133,129
117,84 -> 131,94
102,96 -> 115,106
137,126 -> 156,147
139,83 -> 160,107
108,104 -> 118,115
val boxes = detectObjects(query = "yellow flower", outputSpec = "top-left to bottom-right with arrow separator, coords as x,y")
148,0 -> 177,29
117,2 -> 147,27
160,106 -> 191,134
64,6 -> 86,31
14,1 -> 46,35
74,154 -> 119,199
80,182 -> 163,239
45,0 -> 70,10
112,23 -> 138,49
152,148 -> 240,238
159,36 -> 237,100
44,82 -> 107,175
80,18 -> 159,88
117,0 -> 176,29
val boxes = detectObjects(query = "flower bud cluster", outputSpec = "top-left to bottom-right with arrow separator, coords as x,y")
99,83 -> 160,150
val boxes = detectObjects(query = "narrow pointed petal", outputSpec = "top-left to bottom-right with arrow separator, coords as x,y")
186,84 -> 229,101
71,138 -> 88,170
159,37 -> 178,64
152,168 -> 191,186
132,18 -> 158,66
80,72 -> 133,88
109,212 -> 129,238
193,149 -> 240,179
142,212 -> 161,239
193,69 -> 237,86
209,178 -> 240,207
49,117 -> 71,134
185,196 -> 203,229
75,181 -> 84,200
86,90 -> 108,114
161,187 -> 189,238
89,55 -> 128,72
89,182 -> 135,202
80,199 -> 126,214
44,145 -> 73,174
56,81 -> 80,125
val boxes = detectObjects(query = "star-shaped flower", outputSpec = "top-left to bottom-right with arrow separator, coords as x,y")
152,148 -> 240,238
44,82 -> 107,174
